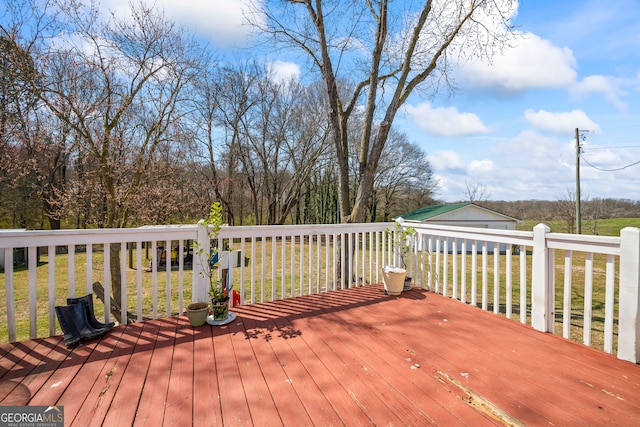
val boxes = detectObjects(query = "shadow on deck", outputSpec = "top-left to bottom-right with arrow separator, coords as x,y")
1,285 -> 639,426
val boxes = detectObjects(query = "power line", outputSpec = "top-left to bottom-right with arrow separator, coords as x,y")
574,127 -> 639,233
580,154 -> 640,171
586,145 -> 640,150
596,124 -> 640,131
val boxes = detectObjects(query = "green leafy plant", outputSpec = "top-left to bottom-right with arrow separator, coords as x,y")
210,283 -> 229,303
386,221 -> 416,269
194,202 -> 229,304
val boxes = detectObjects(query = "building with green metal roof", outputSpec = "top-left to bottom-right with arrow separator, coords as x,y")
396,203 -> 520,230
395,203 -> 521,254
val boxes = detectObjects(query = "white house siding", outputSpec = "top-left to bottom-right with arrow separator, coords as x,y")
405,205 -> 519,254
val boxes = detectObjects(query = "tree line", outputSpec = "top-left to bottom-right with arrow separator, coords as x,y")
0,1 -> 440,231
461,182 -> 639,232
482,198 -> 640,233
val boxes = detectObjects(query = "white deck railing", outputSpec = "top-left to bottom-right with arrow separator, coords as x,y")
404,223 -> 640,363
0,223 -> 393,342
1,222 -> 639,363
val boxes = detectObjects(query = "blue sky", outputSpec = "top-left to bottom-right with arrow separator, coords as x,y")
100,0 -> 640,202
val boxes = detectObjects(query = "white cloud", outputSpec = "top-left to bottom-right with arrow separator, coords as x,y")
404,102 -> 490,137
468,159 -> 494,175
459,32 -> 577,92
428,129 -> 640,203
497,130 -> 568,169
268,60 -> 300,83
570,75 -> 627,111
443,131 -> 573,201
428,150 -> 466,172
524,109 -> 601,134
101,0 -> 263,46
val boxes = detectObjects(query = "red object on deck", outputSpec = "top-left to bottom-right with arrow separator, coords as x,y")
232,290 -> 240,307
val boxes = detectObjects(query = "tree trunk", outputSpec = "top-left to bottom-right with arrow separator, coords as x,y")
109,242 -> 123,322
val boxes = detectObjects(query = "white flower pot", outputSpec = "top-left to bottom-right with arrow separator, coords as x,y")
382,266 -> 406,296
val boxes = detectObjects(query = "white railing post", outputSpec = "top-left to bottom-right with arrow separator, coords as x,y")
618,227 -> 640,363
193,220 -> 210,303
4,248 -> 16,342
532,223 -> 553,332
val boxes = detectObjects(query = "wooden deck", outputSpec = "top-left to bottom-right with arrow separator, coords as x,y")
1,285 -> 639,426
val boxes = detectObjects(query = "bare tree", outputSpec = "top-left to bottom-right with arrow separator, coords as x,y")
200,62 -> 333,226
0,0 -> 70,229
556,189 -> 577,233
240,72 -> 331,225
33,1 -> 204,315
252,0 -> 515,223
207,62 -> 262,224
37,2 -> 202,228
374,130 -> 437,221
464,180 -> 491,203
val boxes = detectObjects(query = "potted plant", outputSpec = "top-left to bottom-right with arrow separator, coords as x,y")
383,221 -> 416,295
192,202 -> 232,323
210,280 -> 230,321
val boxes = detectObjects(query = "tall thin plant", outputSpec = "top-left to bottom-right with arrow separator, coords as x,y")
194,202 -> 228,303
386,221 -> 416,269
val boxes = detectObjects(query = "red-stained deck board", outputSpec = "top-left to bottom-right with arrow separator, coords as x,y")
0,336 -> 65,405
295,314 -> 429,425
445,321 -> 624,423
58,326 -> 129,422
240,314 -> 314,426
282,294 -> 405,425
25,338 -> 98,407
226,314 -> 283,426
132,317 -> 179,427
388,293 -> 568,424
211,319 -> 254,426
0,339 -> 41,380
262,315 -> 344,426
342,288 -> 583,425
163,323 -> 196,427
1,284 -> 639,426
71,322 -> 146,427
304,295 -> 497,426
192,323 -> 224,427
397,293 -> 635,425
342,287 -> 636,425
102,321 -> 161,427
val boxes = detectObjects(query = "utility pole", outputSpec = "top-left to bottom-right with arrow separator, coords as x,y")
575,127 -> 581,234
575,128 -> 589,234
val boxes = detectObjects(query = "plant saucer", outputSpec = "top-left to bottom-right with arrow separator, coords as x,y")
206,311 -> 236,326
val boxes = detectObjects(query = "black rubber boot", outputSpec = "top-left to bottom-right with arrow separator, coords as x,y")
67,294 -> 115,330
55,305 -> 82,348
55,303 -> 109,347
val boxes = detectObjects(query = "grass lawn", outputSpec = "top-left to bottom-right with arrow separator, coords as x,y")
518,217 -> 640,234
